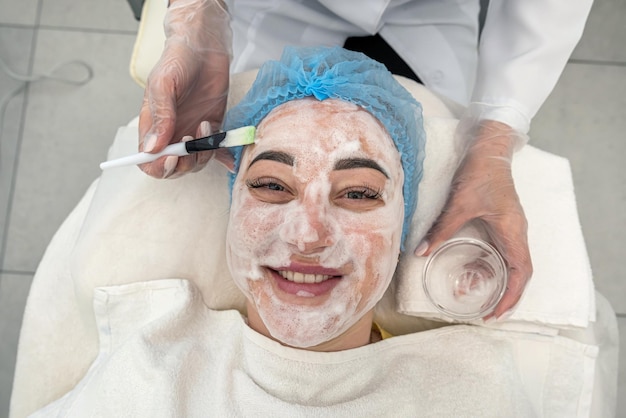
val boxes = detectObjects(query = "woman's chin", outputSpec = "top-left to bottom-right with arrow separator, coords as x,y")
244,267 -> 372,350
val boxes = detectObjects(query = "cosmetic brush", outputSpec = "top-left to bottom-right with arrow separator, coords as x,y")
100,126 -> 256,170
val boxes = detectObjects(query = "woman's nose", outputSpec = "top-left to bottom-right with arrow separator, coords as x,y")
279,202 -> 335,254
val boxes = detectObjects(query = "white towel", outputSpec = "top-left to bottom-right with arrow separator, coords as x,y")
30,279 -> 598,418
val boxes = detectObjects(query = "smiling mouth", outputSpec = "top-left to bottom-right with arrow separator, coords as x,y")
277,270 -> 336,284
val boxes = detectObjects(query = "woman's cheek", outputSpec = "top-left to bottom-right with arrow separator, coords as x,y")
339,204 -> 401,258
227,191 -> 285,283
341,203 -> 402,243
237,197 -> 284,253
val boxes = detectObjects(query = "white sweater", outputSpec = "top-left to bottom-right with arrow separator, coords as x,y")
31,279 -> 596,417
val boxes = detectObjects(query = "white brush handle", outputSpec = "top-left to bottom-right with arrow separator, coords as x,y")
100,142 -> 188,170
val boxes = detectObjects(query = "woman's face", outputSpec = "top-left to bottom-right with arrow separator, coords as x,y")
226,98 -> 404,349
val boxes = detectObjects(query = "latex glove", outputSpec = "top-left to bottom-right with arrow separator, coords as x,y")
417,119 -> 533,320
138,0 -> 232,178
159,120 -> 234,179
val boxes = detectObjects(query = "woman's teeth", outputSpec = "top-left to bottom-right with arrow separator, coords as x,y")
278,270 -> 332,284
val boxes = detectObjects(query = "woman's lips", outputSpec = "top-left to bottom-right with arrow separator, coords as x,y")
269,267 -> 342,297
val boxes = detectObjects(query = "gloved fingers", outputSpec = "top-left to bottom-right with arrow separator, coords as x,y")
144,57 -> 228,135
138,51 -> 229,177
161,121 -> 215,179
136,149 -> 185,180
139,134 -> 195,180
419,119 -> 521,254
139,71 -> 178,152
176,121 -> 215,176
483,205 -> 533,320
164,155 -> 181,179
139,38 -> 209,145
415,147 -> 503,256
191,121 -> 216,172
137,47 -> 186,179
415,193 -> 472,257
195,118 -> 235,173
490,252 -> 533,321
137,84 -> 178,178
165,135 -> 199,179
167,62 -> 230,141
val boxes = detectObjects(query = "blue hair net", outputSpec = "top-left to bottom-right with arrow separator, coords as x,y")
224,46 -> 426,249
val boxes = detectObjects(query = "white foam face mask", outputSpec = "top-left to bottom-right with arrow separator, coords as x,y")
226,98 -> 404,348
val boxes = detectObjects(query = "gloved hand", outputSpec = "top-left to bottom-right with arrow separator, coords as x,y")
138,0 -> 232,178
417,119 -> 533,320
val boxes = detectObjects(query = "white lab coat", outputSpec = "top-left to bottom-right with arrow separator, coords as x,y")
226,0 -> 593,133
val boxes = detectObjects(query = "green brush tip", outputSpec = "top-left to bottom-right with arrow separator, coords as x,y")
220,126 -> 256,147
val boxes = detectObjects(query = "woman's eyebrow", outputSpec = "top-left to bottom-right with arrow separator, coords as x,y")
248,150 -> 295,168
333,158 -> 389,178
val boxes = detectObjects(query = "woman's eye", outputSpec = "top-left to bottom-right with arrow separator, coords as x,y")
336,185 -> 384,211
344,187 -> 381,200
246,178 -> 285,192
245,177 -> 293,204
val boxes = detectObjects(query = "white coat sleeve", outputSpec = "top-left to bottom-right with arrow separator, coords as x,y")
471,0 -> 593,135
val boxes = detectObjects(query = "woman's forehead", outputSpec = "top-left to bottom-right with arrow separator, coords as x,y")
259,98 -> 375,130
251,99 -> 399,163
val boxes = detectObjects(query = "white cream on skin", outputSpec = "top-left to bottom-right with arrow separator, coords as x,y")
226,98 -> 404,349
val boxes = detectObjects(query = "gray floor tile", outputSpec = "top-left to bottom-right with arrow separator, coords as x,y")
40,0 -> 139,32
0,27 -> 35,265
0,91 -> 26,268
617,316 -> 625,416
0,0 -> 39,26
2,29 -> 144,272
0,273 -> 33,418
529,63 -> 626,314
572,0 -> 626,63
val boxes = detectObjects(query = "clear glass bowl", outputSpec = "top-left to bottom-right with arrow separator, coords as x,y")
423,238 -> 508,320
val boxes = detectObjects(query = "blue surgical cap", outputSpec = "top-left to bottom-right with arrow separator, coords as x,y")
224,46 -> 426,249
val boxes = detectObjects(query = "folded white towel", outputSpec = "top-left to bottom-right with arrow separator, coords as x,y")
396,144 -> 595,331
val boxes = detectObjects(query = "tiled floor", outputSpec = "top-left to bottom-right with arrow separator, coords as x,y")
0,0 -> 624,417
0,1 -> 142,416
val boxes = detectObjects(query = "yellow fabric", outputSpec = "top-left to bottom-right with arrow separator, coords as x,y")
372,322 -> 393,340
